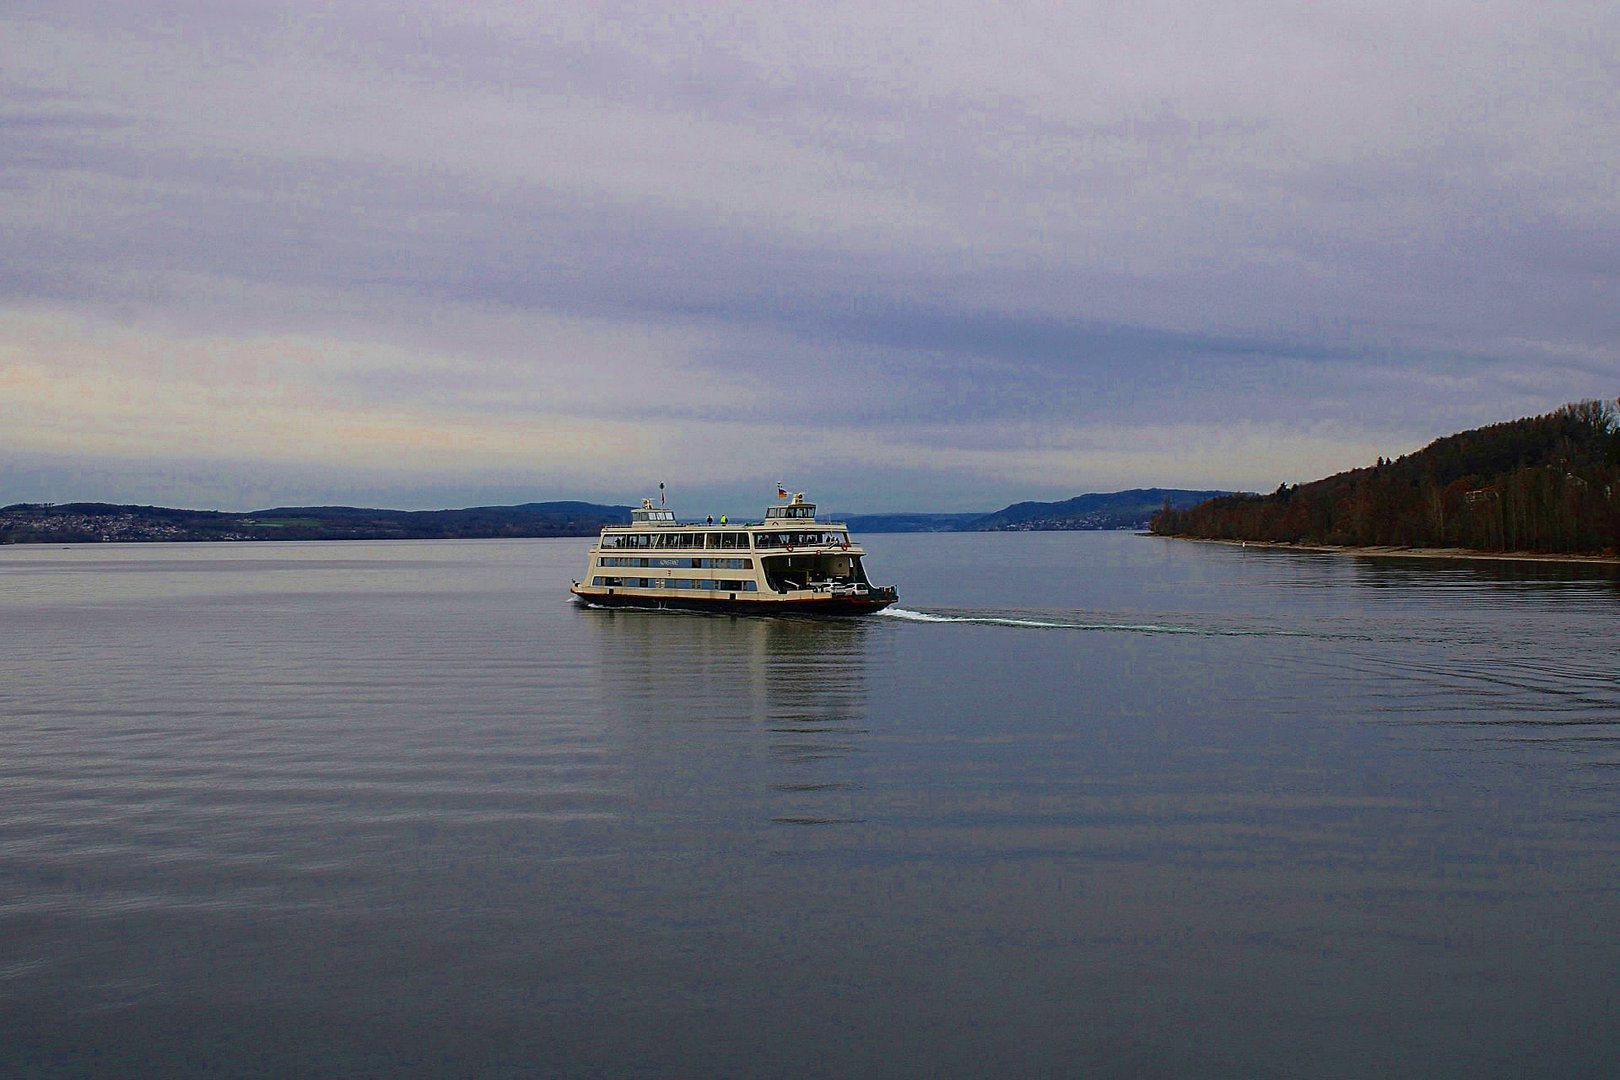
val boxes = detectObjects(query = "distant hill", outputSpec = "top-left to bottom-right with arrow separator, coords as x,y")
0,487 -> 1241,544
842,489 -> 1234,533
0,501 -> 632,543
972,488 -> 1233,531
838,512 -> 986,533
1150,399 -> 1620,556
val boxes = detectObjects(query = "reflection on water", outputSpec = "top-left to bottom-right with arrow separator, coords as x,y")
578,609 -> 875,825
1345,551 -> 1620,593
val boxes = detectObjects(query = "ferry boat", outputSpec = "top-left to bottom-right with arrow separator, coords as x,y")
570,490 -> 898,615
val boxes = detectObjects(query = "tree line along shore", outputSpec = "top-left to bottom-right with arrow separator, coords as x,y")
1151,399 -> 1620,559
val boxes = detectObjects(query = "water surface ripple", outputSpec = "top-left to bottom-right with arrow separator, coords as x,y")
2,534 -> 1618,1078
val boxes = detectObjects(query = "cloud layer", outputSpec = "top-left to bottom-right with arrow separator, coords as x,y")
3,1 -> 1617,509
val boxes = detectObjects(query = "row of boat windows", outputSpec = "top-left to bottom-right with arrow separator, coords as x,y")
597,531 -> 849,550
593,577 -> 759,592
601,532 -> 750,550
754,531 -> 848,549
598,557 -> 753,570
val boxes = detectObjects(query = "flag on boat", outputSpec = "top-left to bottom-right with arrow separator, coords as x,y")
777,485 -> 789,499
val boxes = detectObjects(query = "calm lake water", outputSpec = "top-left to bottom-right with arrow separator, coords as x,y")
3,533 -> 1618,1078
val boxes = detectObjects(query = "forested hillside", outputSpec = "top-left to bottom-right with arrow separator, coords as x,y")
1151,400 -> 1620,555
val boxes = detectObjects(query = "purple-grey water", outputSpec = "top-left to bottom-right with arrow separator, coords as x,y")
3,533 -> 1618,1077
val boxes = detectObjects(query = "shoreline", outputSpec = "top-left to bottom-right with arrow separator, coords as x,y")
1156,535 -> 1620,567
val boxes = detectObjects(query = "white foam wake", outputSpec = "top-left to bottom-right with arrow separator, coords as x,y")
876,607 -> 1212,634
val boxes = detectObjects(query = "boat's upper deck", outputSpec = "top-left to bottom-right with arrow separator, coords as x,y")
599,493 -> 856,551
614,493 -> 841,531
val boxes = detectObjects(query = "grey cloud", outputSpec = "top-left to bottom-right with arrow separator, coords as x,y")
0,115 -> 1599,443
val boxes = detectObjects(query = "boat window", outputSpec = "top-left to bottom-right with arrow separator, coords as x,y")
758,530 -> 840,548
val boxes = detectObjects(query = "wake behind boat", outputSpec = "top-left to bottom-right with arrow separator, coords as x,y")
570,489 -> 898,615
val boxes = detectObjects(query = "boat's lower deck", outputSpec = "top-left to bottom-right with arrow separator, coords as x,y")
570,584 -> 897,616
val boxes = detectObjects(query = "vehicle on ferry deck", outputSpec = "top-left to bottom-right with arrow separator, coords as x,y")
570,490 -> 898,615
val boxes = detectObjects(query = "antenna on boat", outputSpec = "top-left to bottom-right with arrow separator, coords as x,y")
659,481 -> 665,507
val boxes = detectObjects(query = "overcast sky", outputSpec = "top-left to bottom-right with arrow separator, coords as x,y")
3,1 -> 1617,512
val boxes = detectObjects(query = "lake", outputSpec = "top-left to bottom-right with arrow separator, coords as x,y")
2,532 -> 1618,1078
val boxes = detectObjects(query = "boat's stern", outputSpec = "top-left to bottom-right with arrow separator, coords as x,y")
858,584 -> 899,612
